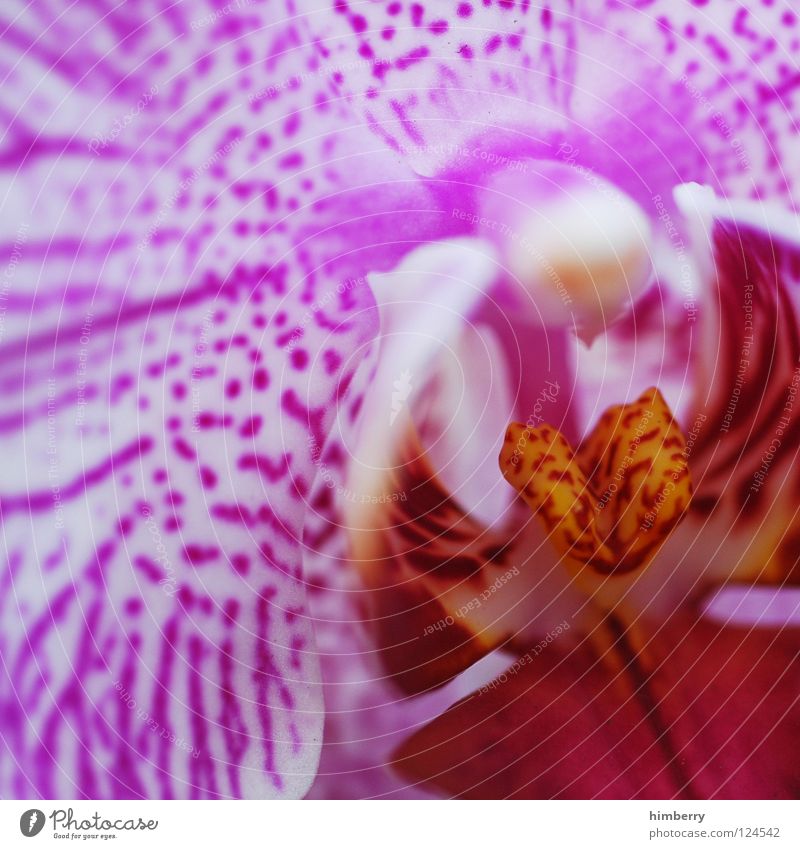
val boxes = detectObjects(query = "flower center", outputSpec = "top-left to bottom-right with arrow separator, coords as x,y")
480,162 -> 652,343
499,387 -> 693,606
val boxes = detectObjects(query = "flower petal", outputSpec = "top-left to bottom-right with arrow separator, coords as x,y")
394,614 -> 800,798
0,266 -> 376,797
0,0 -> 387,798
300,2 -> 798,204
671,186 -> 800,586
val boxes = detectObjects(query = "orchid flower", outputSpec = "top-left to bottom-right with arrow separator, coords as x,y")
1,0 -> 799,802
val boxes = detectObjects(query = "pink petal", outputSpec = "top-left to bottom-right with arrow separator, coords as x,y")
0,0 -> 386,798
703,586 -> 800,627
299,3 -> 798,205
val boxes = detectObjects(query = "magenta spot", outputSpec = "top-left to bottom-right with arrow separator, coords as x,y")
387,1 -> 402,14
382,26 -> 395,39
485,34 -> 502,54
226,378 -> 242,399
457,2 -> 472,17
153,468 -> 168,484
429,19 -> 448,35
283,111 -> 301,137
323,348 -> 342,375
183,544 -> 220,566
290,348 -> 309,370
164,489 -> 185,507
172,382 -> 187,400
124,598 -> 143,616
458,43 -> 473,59
110,373 -> 134,402
196,411 -> 231,429
279,151 -> 303,169
223,597 -> 240,621
199,466 -> 218,488
173,436 -> 196,460
253,368 -> 270,390
350,13 -> 368,33
167,416 -> 181,431
231,553 -> 250,575
410,3 -> 424,26
178,585 -> 195,607
396,46 -> 429,70
239,415 -> 263,437
238,453 -> 288,482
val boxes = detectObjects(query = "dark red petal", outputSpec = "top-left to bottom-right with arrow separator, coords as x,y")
393,615 -> 800,799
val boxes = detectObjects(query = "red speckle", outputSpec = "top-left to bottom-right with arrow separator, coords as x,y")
239,415 -> 263,437
253,368 -> 270,390
231,553 -> 250,575
184,544 -> 220,566
323,348 -> 342,374
173,436 -> 196,460
125,598 -> 143,616
485,34 -> 502,54
291,348 -> 309,370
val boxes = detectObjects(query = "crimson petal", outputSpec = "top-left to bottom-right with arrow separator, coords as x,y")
393,614 -> 800,799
